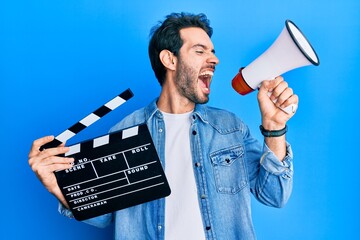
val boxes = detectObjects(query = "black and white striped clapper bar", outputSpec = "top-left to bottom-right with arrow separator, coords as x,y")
40,88 -> 134,150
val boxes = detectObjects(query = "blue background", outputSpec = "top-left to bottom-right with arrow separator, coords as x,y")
1,0 -> 359,239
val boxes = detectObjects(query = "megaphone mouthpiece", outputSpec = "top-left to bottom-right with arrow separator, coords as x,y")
232,68 -> 254,95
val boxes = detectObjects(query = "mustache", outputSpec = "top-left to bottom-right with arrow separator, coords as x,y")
204,64 -> 216,72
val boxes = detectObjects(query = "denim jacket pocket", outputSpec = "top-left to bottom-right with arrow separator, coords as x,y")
210,145 -> 248,194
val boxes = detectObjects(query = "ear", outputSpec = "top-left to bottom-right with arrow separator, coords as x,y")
159,49 -> 176,71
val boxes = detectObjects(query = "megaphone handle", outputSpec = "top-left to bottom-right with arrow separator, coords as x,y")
267,92 -> 297,114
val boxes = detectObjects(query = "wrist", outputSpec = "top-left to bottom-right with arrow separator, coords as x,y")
261,120 -> 286,131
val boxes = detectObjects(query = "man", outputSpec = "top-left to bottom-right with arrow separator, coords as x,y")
29,12 -> 298,239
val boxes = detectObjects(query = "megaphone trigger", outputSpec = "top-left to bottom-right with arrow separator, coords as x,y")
286,103 -> 298,114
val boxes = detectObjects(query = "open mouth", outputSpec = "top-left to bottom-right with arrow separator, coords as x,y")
198,70 -> 214,94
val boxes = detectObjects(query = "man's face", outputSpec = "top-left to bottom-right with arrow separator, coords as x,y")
175,27 -> 219,104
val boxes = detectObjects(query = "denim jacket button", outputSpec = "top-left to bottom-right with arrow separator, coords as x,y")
159,128 -> 163,133
195,162 -> 201,167
192,130 -> 197,135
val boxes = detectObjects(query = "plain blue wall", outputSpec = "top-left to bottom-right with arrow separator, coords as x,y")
1,0 -> 359,239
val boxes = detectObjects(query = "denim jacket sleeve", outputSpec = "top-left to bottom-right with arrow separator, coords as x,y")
58,199 -> 114,228
246,126 -> 294,208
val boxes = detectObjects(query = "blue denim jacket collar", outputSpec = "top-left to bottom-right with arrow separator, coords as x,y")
144,98 -> 242,135
143,98 -> 208,121
144,98 -> 159,121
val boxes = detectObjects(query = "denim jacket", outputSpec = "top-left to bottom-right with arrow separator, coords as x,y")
60,98 -> 293,240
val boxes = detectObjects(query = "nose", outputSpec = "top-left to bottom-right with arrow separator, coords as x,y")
208,53 -> 219,66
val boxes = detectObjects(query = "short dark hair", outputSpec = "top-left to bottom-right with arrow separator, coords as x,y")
148,12 -> 213,86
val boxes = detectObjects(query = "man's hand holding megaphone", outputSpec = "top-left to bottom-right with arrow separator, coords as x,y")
257,76 -> 298,130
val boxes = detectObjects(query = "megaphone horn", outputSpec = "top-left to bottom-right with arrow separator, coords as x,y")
232,20 -> 320,110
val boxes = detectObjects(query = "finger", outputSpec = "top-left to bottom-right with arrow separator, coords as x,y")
39,146 -> 71,159
47,163 -> 75,172
273,75 -> 284,84
280,94 -> 299,110
269,81 -> 288,101
276,87 -> 293,107
29,135 -> 54,158
259,77 -> 285,101
30,155 -> 74,174
33,162 -> 74,180
29,146 -> 71,168
41,155 -> 74,167
258,80 -> 275,98
262,76 -> 284,90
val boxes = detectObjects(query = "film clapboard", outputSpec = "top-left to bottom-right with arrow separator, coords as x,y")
40,89 -> 170,221
57,124 -> 171,221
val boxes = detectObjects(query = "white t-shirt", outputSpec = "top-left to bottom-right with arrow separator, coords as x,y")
162,111 -> 205,240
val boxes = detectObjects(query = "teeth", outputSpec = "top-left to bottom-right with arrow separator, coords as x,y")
199,71 -> 214,76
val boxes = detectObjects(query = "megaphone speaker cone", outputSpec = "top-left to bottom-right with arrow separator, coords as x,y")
285,20 -> 320,66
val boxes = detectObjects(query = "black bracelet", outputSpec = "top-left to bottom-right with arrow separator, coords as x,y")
259,125 -> 288,137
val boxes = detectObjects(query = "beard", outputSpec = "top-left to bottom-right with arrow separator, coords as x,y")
175,59 -> 210,104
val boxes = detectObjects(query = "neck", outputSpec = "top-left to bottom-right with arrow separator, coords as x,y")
157,82 -> 195,114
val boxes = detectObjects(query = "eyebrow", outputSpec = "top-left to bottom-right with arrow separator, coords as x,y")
192,44 -> 216,54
